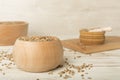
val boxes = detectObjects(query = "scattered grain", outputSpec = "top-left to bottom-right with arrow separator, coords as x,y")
0,51 -> 15,75
48,71 -> 53,75
36,78 -> 39,80
81,70 -> 85,72
56,58 -> 93,79
81,74 -> 84,77
74,57 -> 76,59
2,72 -> 5,75
65,58 -> 68,61
19,36 -> 55,42
63,75 -> 72,79
77,56 -> 81,58
88,77 -> 92,79
58,65 -> 63,68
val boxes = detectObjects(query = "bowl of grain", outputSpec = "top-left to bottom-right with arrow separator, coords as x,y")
80,29 -> 105,45
0,21 -> 28,46
13,36 -> 64,72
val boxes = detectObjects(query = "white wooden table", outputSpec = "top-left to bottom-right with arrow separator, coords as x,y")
0,35 -> 120,80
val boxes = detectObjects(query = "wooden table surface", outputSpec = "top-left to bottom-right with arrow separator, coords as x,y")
0,35 -> 120,80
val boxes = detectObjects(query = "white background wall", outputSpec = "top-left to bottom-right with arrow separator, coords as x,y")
0,0 -> 120,36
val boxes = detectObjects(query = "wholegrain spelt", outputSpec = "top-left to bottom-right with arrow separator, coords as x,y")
0,51 -> 15,75
19,36 -> 55,42
48,56 -> 93,79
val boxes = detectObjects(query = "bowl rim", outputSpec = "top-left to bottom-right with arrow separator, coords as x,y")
80,29 -> 105,35
0,21 -> 28,26
16,36 -> 60,43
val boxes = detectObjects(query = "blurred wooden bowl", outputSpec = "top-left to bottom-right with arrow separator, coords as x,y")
0,21 -> 28,46
13,36 -> 64,72
80,29 -> 105,45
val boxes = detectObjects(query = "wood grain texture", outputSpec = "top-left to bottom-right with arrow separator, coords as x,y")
0,21 -> 28,46
62,36 -> 120,54
13,37 -> 63,72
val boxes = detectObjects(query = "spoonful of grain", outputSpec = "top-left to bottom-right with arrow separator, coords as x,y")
89,27 -> 112,32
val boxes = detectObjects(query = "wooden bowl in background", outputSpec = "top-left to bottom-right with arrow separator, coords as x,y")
0,21 -> 28,46
80,29 -> 105,45
13,36 -> 64,72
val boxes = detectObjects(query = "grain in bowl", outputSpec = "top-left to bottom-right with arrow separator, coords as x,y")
13,36 -> 64,72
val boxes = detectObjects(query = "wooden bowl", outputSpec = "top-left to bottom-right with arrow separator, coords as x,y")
13,36 -> 64,72
0,21 -> 28,46
80,29 -> 105,45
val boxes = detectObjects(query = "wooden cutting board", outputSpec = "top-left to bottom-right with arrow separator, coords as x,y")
62,36 -> 120,54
